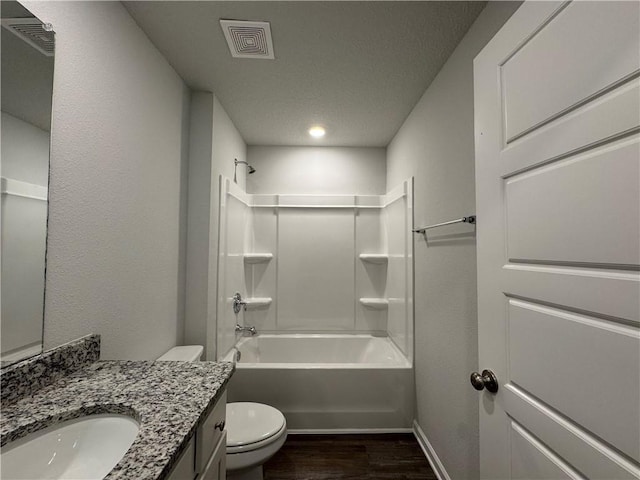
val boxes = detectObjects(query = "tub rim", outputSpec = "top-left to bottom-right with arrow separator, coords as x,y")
223,333 -> 412,369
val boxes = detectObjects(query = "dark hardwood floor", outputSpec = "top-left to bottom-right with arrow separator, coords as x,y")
263,434 -> 437,480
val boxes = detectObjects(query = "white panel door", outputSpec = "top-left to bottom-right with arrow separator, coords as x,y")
474,2 -> 640,479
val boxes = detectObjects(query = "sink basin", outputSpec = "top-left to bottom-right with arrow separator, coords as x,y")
1,414 -> 139,479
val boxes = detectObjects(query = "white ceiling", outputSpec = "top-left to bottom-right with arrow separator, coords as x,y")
123,1 -> 486,147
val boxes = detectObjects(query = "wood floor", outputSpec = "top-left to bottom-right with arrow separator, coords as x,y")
263,434 -> 437,480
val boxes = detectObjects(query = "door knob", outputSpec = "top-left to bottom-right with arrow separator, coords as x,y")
470,369 -> 499,393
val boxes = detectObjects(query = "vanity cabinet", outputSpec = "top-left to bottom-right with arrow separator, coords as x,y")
168,438 -> 197,480
168,391 -> 227,480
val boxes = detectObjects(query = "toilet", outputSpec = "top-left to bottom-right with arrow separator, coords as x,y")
158,346 -> 287,480
225,402 -> 287,480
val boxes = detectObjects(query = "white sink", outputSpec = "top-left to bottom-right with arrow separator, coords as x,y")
1,414 -> 139,480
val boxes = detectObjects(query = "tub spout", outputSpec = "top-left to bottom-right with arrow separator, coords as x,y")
235,324 -> 257,336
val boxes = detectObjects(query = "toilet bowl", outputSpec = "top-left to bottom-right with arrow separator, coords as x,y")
157,346 -> 287,480
225,402 -> 287,480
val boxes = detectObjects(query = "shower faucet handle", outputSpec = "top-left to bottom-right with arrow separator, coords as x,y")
232,292 -> 247,314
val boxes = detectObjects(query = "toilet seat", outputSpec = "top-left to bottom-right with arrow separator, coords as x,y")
227,423 -> 287,454
226,402 -> 287,454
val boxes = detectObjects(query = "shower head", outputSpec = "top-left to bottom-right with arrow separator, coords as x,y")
233,159 -> 256,183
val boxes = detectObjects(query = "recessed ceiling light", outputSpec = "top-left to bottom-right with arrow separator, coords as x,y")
308,126 -> 326,138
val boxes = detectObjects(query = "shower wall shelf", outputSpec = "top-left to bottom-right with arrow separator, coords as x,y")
243,253 -> 273,264
245,297 -> 272,309
359,298 -> 389,310
359,254 -> 388,264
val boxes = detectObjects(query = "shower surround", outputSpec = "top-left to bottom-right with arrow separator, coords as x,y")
216,176 -> 414,430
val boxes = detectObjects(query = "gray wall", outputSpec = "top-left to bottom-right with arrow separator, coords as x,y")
247,146 -> 386,195
24,1 -> 191,360
184,93 -> 214,359
386,2 -> 521,479
184,93 -> 247,359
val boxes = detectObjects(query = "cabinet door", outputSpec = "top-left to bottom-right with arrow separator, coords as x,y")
196,392 -> 227,473
167,438 -> 196,480
199,431 -> 227,480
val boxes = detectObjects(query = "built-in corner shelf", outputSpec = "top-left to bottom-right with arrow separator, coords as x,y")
245,297 -> 272,309
358,254 -> 388,265
243,253 -> 273,264
359,298 -> 389,310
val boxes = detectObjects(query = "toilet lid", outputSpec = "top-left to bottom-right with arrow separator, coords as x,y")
226,402 -> 286,448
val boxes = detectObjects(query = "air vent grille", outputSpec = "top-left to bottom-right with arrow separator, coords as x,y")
2,18 -> 54,57
220,20 -> 274,60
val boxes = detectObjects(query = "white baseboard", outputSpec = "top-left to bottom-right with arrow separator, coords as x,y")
288,427 -> 413,435
413,420 -> 452,480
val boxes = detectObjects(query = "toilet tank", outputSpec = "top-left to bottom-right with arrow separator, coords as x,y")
157,345 -> 203,362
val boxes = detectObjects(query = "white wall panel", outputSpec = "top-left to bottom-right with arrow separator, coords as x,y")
510,422 -> 576,480
216,179 -> 251,358
277,209 -> 355,330
355,209 -> 386,332
244,207 -> 277,332
219,188 -> 412,339
506,138 -> 640,266
384,185 -> 412,357
501,79 -> 640,177
502,1 -> 640,141
504,385 -> 639,480
503,264 -> 639,324
508,299 -> 640,461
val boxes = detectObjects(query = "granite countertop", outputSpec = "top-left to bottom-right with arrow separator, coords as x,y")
1,360 -> 235,480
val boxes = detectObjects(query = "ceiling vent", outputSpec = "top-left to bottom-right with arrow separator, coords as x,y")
1,18 -> 54,57
220,20 -> 274,60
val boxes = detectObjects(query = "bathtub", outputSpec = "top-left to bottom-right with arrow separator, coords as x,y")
224,334 -> 414,431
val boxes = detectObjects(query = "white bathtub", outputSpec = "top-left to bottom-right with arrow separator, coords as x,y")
224,335 -> 414,431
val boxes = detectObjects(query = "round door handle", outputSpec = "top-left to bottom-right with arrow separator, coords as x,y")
214,420 -> 226,431
470,369 -> 499,393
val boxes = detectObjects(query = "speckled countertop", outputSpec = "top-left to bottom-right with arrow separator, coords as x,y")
1,360 -> 235,480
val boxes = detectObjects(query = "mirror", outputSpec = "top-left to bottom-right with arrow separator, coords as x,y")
1,1 -> 54,367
